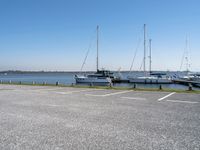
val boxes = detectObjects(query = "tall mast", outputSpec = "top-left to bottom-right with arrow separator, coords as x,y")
97,25 -> 99,71
180,36 -> 190,73
143,24 -> 146,76
185,37 -> 189,74
149,39 -> 152,74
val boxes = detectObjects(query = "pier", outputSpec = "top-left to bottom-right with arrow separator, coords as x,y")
173,79 -> 200,87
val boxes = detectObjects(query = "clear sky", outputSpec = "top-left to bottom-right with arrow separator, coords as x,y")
0,0 -> 200,71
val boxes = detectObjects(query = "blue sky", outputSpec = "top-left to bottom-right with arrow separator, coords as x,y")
0,0 -> 200,71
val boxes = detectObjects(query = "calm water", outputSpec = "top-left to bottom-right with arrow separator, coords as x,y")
0,71 -> 199,90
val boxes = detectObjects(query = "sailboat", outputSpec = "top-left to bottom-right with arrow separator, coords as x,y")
189,73 -> 200,87
74,26 -> 112,84
176,37 -> 200,85
128,24 -> 172,84
176,37 -> 194,81
172,38 -> 200,87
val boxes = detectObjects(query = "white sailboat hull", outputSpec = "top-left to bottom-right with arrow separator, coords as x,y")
75,76 -> 112,84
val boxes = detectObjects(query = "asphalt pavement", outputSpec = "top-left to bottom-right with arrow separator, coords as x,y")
0,84 -> 200,150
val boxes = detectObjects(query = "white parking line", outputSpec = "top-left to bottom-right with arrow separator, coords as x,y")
121,97 -> 146,100
55,92 -> 71,95
45,104 -> 62,107
85,90 -> 132,97
55,89 -> 103,95
28,88 -> 64,92
158,92 -> 176,101
45,104 -> 69,107
166,100 -> 199,104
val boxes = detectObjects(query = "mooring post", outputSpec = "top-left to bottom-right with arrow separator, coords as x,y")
90,83 -> 93,87
188,83 -> 193,91
109,82 -> 113,88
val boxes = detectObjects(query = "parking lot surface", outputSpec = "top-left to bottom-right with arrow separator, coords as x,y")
0,85 -> 200,150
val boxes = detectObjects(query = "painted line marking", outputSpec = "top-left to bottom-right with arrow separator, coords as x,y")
0,89 -> 15,91
28,88 -> 63,92
158,92 -> 176,101
55,92 -> 70,94
55,89 -> 103,95
166,100 -> 199,104
85,94 -> 105,97
121,97 -> 146,100
85,90 -> 132,97
45,104 -> 63,107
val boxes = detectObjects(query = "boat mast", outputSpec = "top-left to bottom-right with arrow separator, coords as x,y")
180,36 -> 190,74
149,39 -> 152,74
185,37 -> 189,74
143,24 -> 146,77
96,25 -> 99,72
